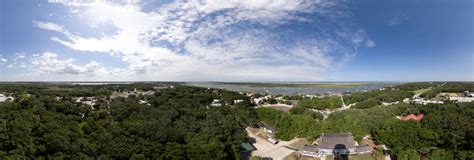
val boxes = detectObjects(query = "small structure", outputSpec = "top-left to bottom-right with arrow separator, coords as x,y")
139,100 -> 151,106
141,91 -> 155,96
262,124 -> 277,134
298,133 -> 373,158
211,99 -> 222,107
400,113 -> 424,122
75,97 -> 97,107
240,142 -> 255,153
252,97 -> 264,105
234,99 -> 244,104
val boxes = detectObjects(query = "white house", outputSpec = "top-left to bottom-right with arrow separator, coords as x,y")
412,98 -> 443,105
211,99 -> 222,107
449,96 -> 474,103
0,94 -> 14,102
234,99 -> 244,104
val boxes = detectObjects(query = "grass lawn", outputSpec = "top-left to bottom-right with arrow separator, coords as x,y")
349,154 -> 374,160
414,88 -> 431,94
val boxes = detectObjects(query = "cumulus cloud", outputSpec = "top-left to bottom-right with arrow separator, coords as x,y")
35,0 -> 374,81
20,52 -> 127,76
0,55 -> 7,65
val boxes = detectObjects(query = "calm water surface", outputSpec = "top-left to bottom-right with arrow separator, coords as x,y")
185,82 -> 399,95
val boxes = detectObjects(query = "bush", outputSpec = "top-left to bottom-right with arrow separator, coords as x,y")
353,98 -> 381,109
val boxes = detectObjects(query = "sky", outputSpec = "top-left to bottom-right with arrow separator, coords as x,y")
0,0 -> 472,82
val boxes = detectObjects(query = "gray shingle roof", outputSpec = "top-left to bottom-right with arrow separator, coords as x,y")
316,133 -> 356,149
355,144 -> 372,152
301,145 -> 319,152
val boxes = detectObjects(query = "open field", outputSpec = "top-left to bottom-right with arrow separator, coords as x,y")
349,153 -> 374,160
414,88 -> 430,94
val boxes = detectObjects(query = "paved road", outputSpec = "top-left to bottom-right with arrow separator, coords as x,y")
246,127 -> 299,159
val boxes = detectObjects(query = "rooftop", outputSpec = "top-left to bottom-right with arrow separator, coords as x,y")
301,145 -> 319,152
355,144 -> 372,153
317,133 -> 357,149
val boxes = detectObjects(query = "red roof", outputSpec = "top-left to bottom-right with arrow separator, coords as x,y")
401,113 -> 424,121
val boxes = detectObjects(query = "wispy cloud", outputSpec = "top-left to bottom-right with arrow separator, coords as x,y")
30,0 -> 375,81
385,11 -> 408,26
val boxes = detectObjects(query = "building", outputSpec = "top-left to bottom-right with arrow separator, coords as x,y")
262,124 -> 277,134
234,99 -> 244,104
298,133 -> 373,158
0,94 -> 14,102
139,100 -> 151,106
400,113 -> 424,122
211,99 -> 222,107
412,98 -> 443,105
240,142 -> 255,153
449,96 -> 474,103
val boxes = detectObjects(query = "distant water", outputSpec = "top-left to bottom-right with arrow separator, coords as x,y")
185,82 -> 399,95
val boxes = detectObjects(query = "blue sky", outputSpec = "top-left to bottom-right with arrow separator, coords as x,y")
0,0 -> 472,81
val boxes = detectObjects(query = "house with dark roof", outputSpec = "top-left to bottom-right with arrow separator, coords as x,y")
240,142 -> 255,153
298,133 -> 374,158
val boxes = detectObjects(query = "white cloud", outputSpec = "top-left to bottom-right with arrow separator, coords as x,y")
14,53 -> 26,61
23,52 -> 127,76
33,21 -> 72,36
0,54 -> 7,65
385,11 -> 408,27
35,0 -> 374,81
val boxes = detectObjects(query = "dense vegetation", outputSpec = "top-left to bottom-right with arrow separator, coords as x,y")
255,107 -> 320,140
394,82 -> 442,91
0,84 -> 256,159
0,82 -> 473,159
297,96 -> 342,110
352,98 -> 382,109
421,82 -> 474,98
373,102 -> 474,159
344,89 -> 414,104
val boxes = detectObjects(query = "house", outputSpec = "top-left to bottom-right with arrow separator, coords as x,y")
139,100 -> 151,105
141,91 -> 155,96
298,133 -> 373,158
262,124 -> 277,134
234,99 -> 244,104
449,96 -> 474,103
400,113 -> 424,122
252,97 -> 264,104
211,99 -> 222,107
412,98 -> 443,105
75,97 -> 97,107
240,142 -> 255,153
0,94 -> 14,102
